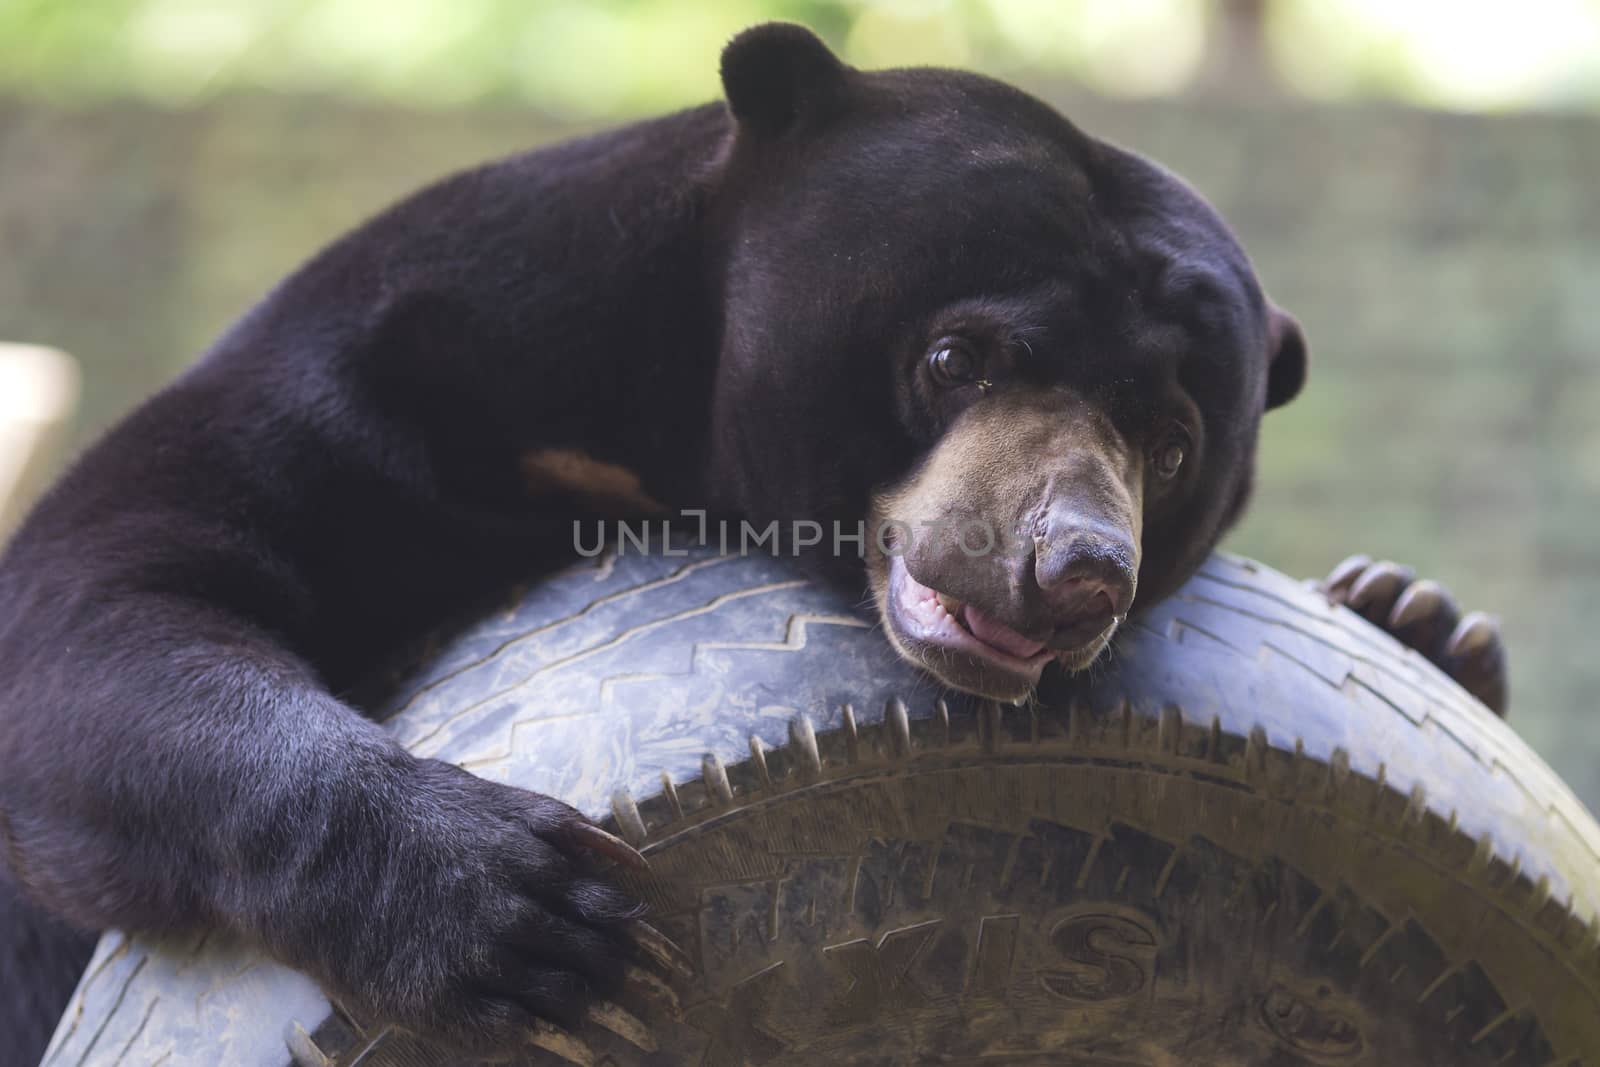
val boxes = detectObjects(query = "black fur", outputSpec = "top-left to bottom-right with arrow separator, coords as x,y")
0,877 -> 96,1060
0,24 -> 1303,1055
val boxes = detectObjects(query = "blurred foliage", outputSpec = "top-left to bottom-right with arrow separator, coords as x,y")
1,0 -> 1598,118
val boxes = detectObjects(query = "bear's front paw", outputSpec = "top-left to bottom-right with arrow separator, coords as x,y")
294,760 -> 671,1054
1316,554 -> 1508,716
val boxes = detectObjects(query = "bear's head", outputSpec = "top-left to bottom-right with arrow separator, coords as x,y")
705,24 -> 1307,701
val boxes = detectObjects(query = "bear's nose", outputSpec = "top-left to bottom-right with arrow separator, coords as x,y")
1033,526 -> 1137,635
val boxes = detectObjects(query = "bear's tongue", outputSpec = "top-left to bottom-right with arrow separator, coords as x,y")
959,604 -> 1047,660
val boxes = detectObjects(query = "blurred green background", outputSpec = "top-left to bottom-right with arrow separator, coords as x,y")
1,0 -> 1597,806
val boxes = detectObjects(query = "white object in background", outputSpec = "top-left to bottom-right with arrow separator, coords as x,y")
0,343 -> 80,536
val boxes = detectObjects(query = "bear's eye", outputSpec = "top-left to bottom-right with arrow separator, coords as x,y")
928,341 -> 982,386
1153,427 -> 1189,480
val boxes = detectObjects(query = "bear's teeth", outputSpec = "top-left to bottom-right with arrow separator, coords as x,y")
936,592 -> 964,618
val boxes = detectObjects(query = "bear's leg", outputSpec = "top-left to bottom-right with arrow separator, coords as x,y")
1,598 -> 650,1054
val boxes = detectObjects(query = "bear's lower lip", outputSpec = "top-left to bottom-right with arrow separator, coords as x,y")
885,556 -> 1105,689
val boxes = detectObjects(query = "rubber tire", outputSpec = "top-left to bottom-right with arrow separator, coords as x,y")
41,548 -> 1600,1066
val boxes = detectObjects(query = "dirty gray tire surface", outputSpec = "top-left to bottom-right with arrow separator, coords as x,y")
43,548 -> 1600,1066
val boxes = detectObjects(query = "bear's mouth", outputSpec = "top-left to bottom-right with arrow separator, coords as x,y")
882,555 -> 1118,701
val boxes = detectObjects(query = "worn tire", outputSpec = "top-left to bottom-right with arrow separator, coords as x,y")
42,548 -> 1600,1066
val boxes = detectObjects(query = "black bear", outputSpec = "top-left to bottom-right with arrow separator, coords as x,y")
0,22 -> 1505,1058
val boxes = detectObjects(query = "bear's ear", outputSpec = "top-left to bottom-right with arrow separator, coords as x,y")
721,23 -> 848,136
1265,304 -> 1308,410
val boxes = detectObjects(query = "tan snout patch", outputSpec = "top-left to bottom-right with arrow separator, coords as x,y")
871,393 -> 1142,577
866,391 -> 1144,696
522,448 -> 665,514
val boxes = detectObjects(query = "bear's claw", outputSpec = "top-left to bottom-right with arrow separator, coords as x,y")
568,822 -> 650,870
1315,555 -> 1508,717
1389,578 -> 1450,629
631,921 -> 697,980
